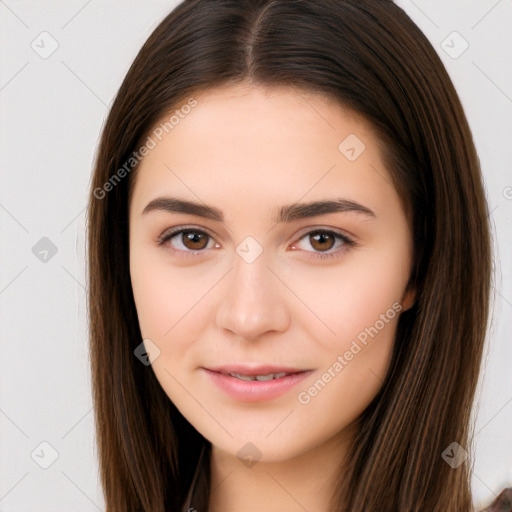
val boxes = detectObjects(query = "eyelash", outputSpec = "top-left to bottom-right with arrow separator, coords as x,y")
156,226 -> 356,261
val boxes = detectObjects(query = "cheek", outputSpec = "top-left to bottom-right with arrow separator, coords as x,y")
129,245 -> 222,350
130,242 -> 173,337
293,258 -> 403,427
288,242 -> 409,352
130,258 -> 170,340
295,331 -> 394,445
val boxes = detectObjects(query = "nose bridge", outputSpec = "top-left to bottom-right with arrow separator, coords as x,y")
215,250 -> 289,340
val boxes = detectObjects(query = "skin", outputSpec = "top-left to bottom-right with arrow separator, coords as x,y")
128,82 -> 416,512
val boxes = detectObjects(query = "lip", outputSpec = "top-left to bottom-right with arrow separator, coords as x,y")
202,366 -> 313,403
205,364 -> 308,375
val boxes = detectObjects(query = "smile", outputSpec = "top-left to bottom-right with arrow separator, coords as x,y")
203,368 -> 313,402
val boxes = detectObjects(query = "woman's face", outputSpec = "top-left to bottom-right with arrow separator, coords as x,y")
129,83 -> 415,463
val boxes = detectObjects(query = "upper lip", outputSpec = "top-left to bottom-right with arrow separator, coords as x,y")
205,364 -> 310,376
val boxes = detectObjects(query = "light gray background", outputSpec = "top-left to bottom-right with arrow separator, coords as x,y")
0,1 -> 511,510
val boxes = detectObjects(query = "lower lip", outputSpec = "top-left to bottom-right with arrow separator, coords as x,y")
203,369 -> 313,402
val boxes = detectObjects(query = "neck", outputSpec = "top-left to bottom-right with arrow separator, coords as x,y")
207,425 -> 355,512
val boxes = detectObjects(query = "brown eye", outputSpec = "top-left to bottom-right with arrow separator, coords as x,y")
180,230 -> 209,250
309,231 -> 336,252
290,229 -> 355,261
158,228 -> 216,255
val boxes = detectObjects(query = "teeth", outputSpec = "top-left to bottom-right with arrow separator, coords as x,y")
228,371 -> 289,381
229,373 -> 257,381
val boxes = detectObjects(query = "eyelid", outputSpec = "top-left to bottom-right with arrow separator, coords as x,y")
157,224 -> 355,242
156,224 -> 215,242
290,227 -> 356,259
156,224 -> 357,259
293,224 -> 356,242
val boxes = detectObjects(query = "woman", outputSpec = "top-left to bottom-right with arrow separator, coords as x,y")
87,1 -> 509,510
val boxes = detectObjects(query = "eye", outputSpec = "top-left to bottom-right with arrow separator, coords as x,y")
156,226 -> 356,261
290,229 -> 355,260
157,226 -> 218,256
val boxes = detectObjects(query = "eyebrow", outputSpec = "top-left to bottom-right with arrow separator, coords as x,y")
142,196 -> 376,223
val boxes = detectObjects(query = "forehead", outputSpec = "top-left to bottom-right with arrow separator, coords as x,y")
174,82 -> 369,148
129,82 -> 395,220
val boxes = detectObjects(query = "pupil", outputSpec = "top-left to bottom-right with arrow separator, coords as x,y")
185,232 -> 207,249
311,232 -> 333,251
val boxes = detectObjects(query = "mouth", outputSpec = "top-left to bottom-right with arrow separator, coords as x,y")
202,365 -> 314,402
222,371 -> 298,382
205,364 -> 310,374
205,364 -> 310,380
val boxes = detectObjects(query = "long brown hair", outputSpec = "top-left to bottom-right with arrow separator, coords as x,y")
86,1 -> 491,510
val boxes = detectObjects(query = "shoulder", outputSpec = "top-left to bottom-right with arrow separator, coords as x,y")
478,487 -> 512,512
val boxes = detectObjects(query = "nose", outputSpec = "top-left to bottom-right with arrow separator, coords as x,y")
215,253 -> 290,341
